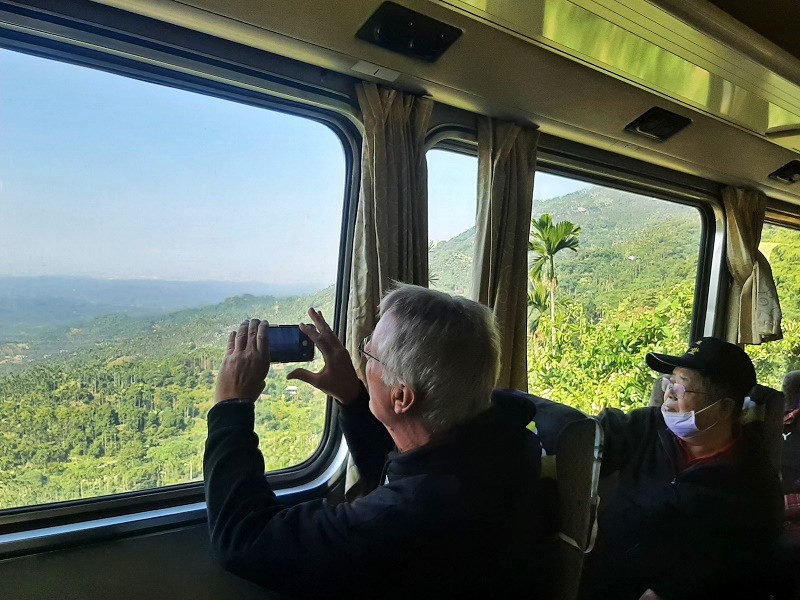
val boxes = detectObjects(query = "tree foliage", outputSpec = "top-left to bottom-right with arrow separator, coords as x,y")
0,297 -> 330,510
1,186 -> 798,510
528,214 -> 581,346
527,279 -> 550,336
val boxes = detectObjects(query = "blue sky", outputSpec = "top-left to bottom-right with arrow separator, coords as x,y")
428,150 -> 589,241
1,48 -> 587,288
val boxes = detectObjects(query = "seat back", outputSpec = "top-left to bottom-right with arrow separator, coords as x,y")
746,384 -> 784,474
541,417 -> 603,600
649,377 -> 665,407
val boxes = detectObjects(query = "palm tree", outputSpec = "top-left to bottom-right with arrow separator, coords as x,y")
527,279 -> 550,349
529,214 -> 581,347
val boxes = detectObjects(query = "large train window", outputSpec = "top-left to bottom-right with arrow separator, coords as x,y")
0,48 -> 346,510
427,148 -> 478,296
526,174 -> 703,414
751,224 -> 800,388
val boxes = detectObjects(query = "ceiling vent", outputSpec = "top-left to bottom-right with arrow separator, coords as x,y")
625,107 -> 692,141
356,2 -> 462,63
768,160 -> 800,185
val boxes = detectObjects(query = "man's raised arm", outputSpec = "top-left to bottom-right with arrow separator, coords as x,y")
205,317 -> 391,594
288,309 -> 393,489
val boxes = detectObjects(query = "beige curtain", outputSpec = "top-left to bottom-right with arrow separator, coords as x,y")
346,83 -> 434,376
472,117 -> 539,390
723,186 -> 782,344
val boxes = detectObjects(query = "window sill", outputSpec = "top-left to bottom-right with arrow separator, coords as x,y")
0,438 -> 348,560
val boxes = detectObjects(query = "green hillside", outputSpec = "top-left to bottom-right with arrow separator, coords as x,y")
1,184 -> 798,510
430,186 -> 702,314
431,185 -> 799,412
0,289 -> 336,509
0,276 -> 317,344
429,227 -> 475,295
763,224 -> 800,322
0,287 -> 336,374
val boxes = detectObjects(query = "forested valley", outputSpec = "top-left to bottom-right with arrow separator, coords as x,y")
0,290 -> 335,508
1,186 -> 798,509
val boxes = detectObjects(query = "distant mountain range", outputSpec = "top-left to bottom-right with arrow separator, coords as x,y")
0,286 -> 337,373
0,276 -> 321,344
0,185 -> 712,371
429,185 -> 701,305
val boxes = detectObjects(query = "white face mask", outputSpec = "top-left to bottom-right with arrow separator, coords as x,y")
661,400 -> 720,440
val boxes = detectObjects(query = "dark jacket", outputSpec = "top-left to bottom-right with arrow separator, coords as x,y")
782,408 -> 800,493
204,388 -> 551,598
581,406 -> 784,600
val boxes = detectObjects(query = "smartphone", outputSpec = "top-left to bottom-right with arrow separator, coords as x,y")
268,325 -> 315,363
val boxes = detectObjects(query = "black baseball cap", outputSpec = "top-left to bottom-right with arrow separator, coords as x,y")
646,337 -> 756,400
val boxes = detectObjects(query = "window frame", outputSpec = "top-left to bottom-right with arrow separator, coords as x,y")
425,131 -> 480,298
760,210 -> 800,308
535,135 -> 725,341
0,0 -> 738,555
423,126 -> 725,341
765,200 -> 800,231
0,0 -> 361,551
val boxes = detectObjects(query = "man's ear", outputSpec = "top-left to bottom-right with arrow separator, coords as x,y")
391,384 -> 417,415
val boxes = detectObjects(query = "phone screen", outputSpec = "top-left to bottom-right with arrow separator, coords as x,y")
268,325 -> 315,363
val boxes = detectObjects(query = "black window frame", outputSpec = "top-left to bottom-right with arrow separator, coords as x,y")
0,0 -> 361,551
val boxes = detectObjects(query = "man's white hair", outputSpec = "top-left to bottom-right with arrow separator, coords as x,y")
375,284 -> 500,433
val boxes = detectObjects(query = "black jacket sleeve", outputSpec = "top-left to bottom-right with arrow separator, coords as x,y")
337,384 -> 393,490
204,402 -> 413,597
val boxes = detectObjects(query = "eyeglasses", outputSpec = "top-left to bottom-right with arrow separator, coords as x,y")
661,377 -> 712,402
358,335 -> 382,364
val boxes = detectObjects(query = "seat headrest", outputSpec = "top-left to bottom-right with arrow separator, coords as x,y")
741,384 -> 782,424
783,371 -> 800,411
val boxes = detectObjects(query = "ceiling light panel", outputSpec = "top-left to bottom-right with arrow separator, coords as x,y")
437,0 -> 800,153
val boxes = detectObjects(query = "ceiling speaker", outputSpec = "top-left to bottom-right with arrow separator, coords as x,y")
625,107 -> 692,141
356,2 -> 462,63
769,160 -> 800,185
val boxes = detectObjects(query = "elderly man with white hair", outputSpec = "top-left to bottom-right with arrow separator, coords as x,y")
204,284 -> 551,598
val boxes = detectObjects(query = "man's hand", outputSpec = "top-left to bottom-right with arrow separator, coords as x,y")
214,319 -> 270,404
288,308 -> 363,405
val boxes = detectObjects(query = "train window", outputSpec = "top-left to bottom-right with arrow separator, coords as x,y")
751,224 -> 800,388
526,174 -> 703,413
427,148 -> 478,295
0,48 -> 346,510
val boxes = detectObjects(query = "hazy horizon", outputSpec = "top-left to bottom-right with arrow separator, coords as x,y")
0,272 -> 328,289
1,48 -> 588,284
